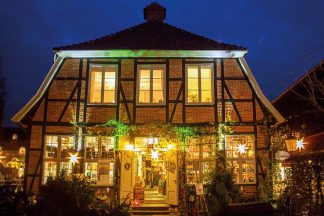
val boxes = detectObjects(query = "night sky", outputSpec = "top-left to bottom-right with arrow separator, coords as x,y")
0,0 -> 323,126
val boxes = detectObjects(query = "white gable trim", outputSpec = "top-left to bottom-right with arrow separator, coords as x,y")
11,56 -> 64,124
56,50 -> 247,58
238,57 -> 284,123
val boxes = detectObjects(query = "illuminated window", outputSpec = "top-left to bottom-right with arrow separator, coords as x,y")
186,64 -> 213,103
44,161 -> 57,183
138,65 -> 165,104
43,136 -> 75,183
225,135 -> 256,184
85,162 -> 98,184
89,64 -> 117,104
186,136 -> 215,184
84,136 -> 115,186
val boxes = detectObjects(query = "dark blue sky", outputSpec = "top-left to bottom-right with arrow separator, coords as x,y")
0,0 -> 323,126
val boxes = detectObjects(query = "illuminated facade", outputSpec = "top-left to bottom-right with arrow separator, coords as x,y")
12,2 -> 283,206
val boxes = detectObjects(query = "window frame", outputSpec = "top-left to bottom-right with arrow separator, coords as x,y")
186,136 -> 216,184
225,134 -> 256,185
137,64 -> 166,105
88,63 -> 118,104
84,136 -> 115,186
43,135 -> 75,183
185,64 -> 214,105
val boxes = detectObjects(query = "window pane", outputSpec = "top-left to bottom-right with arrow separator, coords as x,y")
201,91 -> 212,103
101,137 -> 115,159
85,162 -> 98,185
242,161 -> 256,183
188,90 -> 199,102
90,71 -> 102,103
153,91 -> 164,103
201,66 -> 211,79
44,162 -> 57,183
187,66 -> 199,103
139,69 -> 151,103
153,78 -> 163,91
61,136 -> 74,159
188,66 -> 198,78
187,139 -> 200,160
104,90 -> 115,103
85,137 -> 98,159
45,136 -> 58,158
186,161 -> 199,184
60,162 -> 73,177
103,71 -> 116,103
139,90 -> 150,103
153,69 -> 163,79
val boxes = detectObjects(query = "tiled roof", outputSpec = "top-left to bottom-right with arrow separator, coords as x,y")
54,21 -> 246,51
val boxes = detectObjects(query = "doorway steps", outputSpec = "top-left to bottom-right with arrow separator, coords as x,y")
144,189 -> 165,203
131,203 -> 177,216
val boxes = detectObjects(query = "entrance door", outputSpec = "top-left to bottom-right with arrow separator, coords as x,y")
120,151 -> 134,201
166,150 -> 178,205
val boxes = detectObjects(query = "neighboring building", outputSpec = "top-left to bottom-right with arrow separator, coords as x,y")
273,60 -> 324,154
273,60 -> 324,136
12,2 -> 283,206
0,127 -> 27,182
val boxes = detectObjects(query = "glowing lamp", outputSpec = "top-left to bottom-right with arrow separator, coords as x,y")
151,150 -> 158,160
237,143 -> 246,154
125,144 -> 134,151
69,152 -> 79,163
296,138 -> 305,150
167,144 -> 174,150
285,137 -> 296,152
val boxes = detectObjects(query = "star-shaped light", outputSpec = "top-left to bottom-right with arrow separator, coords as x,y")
151,150 -> 158,160
296,138 -> 305,150
237,143 -> 246,154
68,152 -> 80,163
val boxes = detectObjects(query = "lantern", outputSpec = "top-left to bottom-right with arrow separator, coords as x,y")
285,137 -> 296,152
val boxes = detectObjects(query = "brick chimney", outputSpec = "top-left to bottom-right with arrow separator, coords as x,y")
144,2 -> 166,22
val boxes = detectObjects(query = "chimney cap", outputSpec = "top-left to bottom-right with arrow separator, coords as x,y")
144,2 -> 166,22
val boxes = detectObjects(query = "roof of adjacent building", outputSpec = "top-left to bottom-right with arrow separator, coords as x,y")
305,132 -> 324,152
0,127 -> 27,151
54,2 -> 246,51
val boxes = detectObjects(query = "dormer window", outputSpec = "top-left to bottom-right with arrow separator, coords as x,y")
89,64 -> 117,104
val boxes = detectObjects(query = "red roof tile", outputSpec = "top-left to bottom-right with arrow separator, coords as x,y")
53,21 -> 246,51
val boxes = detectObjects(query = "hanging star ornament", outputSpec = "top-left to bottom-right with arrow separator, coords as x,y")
68,152 -> 80,163
296,138 -> 305,150
237,143 -> 246,154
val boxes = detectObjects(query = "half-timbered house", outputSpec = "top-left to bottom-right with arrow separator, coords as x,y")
12,2 -> 283,207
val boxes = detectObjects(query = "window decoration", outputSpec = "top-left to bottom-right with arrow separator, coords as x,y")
186,64 -> 213,103
225,135 -> 256,184
138,65 -> 165,104
89,64 -> 117,104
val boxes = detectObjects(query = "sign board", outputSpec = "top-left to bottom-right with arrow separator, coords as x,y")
195,183 -> 204,196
